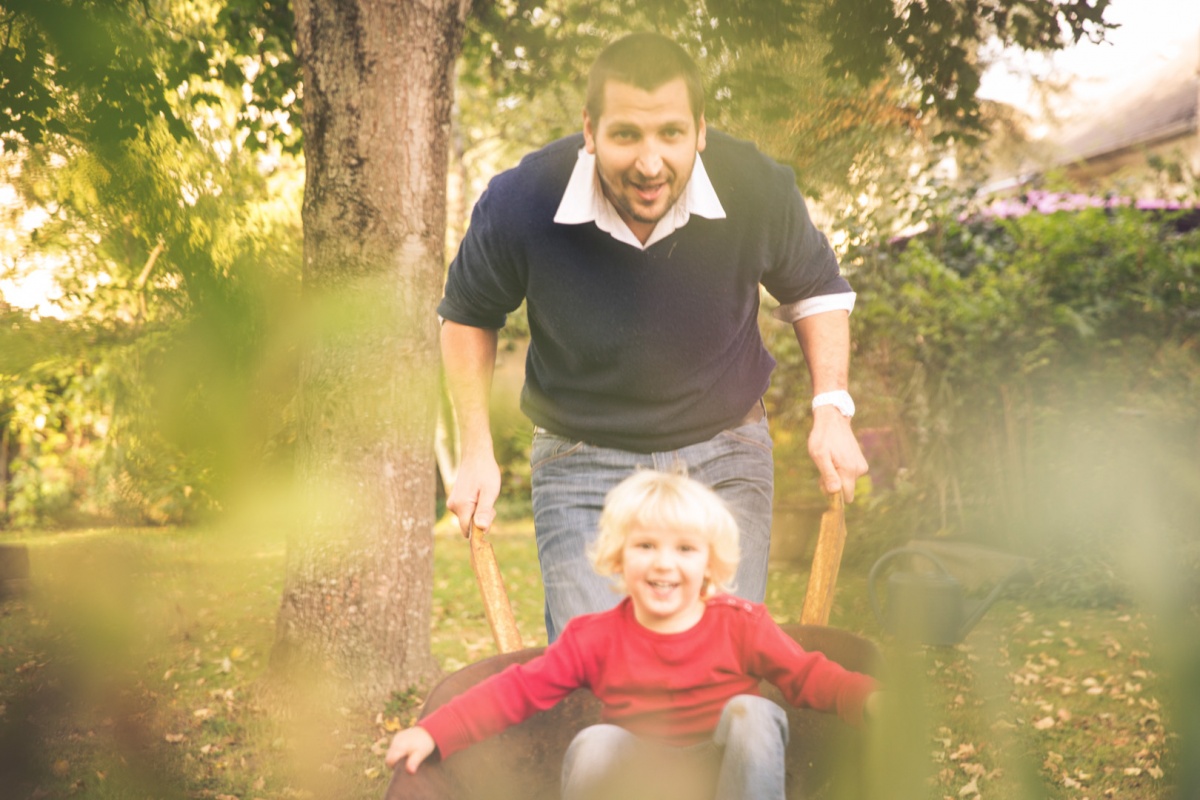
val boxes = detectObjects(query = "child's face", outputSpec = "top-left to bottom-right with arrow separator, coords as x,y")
619,524 -> 710,634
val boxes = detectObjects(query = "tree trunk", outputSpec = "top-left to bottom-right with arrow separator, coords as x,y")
275,0 -> 469,708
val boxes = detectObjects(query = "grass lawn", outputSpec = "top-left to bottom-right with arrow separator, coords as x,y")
0,519 -> 1189,799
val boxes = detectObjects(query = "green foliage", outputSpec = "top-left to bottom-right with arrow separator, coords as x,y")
0,19 -> 303,528
815,206 -> 1200,560
0,0 -> 184,149
215,0 -> 301,153
461,0 -> 1115,151
0,304 -> 296,528
0,0 -> 299,153
1,349 -> 98,528
818,0 -> 1113,139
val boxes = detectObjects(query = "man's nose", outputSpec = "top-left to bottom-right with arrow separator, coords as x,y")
635,147 -> 663,178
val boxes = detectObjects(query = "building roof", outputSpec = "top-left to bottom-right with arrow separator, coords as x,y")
1056,44 -> 1199,164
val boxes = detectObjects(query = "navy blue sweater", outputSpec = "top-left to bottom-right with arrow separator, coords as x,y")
438,130 -> 849,453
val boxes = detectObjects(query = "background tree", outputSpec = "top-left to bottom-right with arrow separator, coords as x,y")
272,0 -> 471,703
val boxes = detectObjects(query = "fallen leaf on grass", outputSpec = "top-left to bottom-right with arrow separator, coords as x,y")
165,733 -> 186,743
958,777 -> 979,796
1124,767 -> 1142,776
1033,716 -> 1056,730
194,707 -> 214,720
949,743 -> 977,761
1012,670 -> 1041,686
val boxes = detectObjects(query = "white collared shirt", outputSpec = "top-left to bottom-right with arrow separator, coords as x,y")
553,148 -> 727,250
552,148 -> 854,322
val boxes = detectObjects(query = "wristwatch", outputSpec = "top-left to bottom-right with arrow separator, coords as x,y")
811,390 -> 855,418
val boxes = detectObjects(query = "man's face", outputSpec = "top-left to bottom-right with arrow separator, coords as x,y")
583,77 -> 706,243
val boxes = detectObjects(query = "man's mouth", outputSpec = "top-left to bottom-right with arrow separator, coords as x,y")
631,182 -> 666,203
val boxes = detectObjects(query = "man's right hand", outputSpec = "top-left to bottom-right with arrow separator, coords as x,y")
440,321 -> 503,538
446,454 -> 501,538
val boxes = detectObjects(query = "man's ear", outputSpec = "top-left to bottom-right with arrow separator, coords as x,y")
583,109 -> 597,154
696,113 -> 707,153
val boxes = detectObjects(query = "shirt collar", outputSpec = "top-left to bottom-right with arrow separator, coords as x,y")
553,148 -> 726,250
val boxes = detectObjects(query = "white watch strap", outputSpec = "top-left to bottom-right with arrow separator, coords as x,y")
811,390 -> 855,417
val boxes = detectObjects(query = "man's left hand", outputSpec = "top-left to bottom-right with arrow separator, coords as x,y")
808,406 -> 869,503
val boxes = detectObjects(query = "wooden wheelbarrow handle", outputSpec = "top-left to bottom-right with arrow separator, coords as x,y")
799,492 -> 847,626
468,522 -> 523,653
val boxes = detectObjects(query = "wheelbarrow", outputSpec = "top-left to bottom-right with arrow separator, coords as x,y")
384,493 -> 880,800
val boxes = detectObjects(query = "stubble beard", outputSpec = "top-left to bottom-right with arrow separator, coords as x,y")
614,171 -> 683,225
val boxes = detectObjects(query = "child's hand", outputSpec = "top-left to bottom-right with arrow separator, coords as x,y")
385,726 -> 436,773
864,690 -> 884,722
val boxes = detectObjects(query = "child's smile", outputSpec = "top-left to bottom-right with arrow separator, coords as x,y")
620,525 -> 711,633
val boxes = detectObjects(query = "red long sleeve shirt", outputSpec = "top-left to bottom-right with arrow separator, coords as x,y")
421,595 -> 875,759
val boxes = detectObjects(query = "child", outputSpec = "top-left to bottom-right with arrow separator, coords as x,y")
386,470 -> 879,799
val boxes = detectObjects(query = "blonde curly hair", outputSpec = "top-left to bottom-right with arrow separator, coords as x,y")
589,469 -> 740,597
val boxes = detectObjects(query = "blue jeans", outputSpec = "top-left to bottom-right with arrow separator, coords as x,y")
530,415 -> 774,642
561,695 -> 790,800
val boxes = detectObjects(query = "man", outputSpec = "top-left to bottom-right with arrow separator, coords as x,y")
439,32 -> 868,641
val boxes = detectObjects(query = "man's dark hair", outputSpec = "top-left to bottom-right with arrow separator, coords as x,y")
586,33 -> 705,123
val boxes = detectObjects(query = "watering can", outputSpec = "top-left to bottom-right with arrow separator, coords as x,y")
868,547 -> 1025,646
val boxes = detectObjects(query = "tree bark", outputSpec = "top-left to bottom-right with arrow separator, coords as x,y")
276,0 -> 469,707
